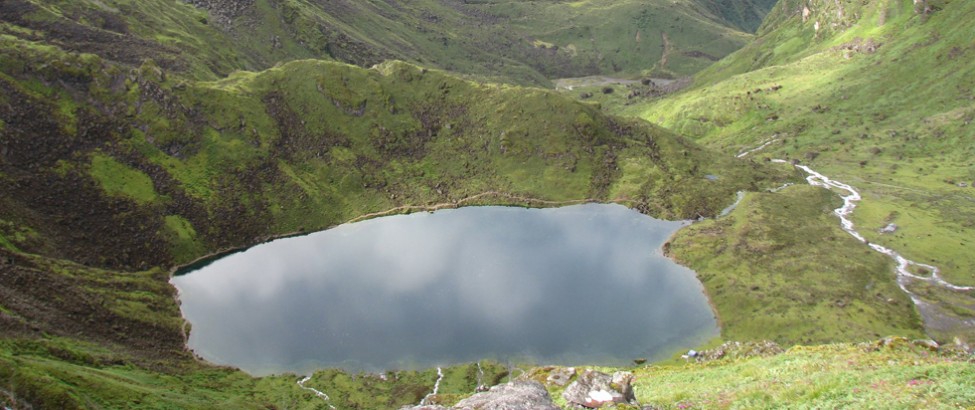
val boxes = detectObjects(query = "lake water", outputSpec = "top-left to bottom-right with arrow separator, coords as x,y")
172,204 -> 718,376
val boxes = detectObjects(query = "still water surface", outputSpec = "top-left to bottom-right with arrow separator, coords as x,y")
172,204 -> 717,375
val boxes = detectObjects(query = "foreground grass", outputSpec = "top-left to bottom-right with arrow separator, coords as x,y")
0,337 -> 511,409
4,335 -> 973,409
632,341 -> 975,409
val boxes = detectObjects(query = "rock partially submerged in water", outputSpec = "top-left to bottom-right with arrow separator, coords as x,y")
561,369 -> 636,408
403,380 -> 559,410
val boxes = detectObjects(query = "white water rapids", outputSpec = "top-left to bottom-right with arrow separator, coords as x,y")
737,140 -> 972,326
420,367 -> 444,405
735,141 -> 975,292
298,376 -> 336,409
776,160 -> 974,294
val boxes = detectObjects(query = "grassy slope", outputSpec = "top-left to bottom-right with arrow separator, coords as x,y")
0,335 -> 514,409
670,184 -> 923,344
630,0 -> 975,340
513,339 -> 975,409
629,340 -> 975,409
5,332 -> 974,409
467,0 -> 754,78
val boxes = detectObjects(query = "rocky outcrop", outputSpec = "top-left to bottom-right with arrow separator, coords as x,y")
183,0 -> 253,27
692,341 -> 783,362
402,380 -> 559,410
546,367 -> 576,387
562,370 -> 637,408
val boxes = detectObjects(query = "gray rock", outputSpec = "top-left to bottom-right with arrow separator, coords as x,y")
453,380 -> 559,410
546,367 -> 576,386
562,369 -> 636,408
912,339 -> 939,351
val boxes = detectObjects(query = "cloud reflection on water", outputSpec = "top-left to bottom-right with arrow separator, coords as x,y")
172,204 -> 717,375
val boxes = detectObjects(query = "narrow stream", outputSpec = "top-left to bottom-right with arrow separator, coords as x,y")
739,140 -> 973,328
782,161 -> 974,293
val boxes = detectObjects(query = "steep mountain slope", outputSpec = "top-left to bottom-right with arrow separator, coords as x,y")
631,0 -> 975,340
0,34 -> 784,271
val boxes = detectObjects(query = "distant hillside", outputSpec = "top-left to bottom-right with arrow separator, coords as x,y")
700,0 -> 781,32
0,0 -> 777,85
632,0 -> 975,341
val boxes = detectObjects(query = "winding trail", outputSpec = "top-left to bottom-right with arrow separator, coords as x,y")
298,376 -> 336,409
420,367 -> 444,405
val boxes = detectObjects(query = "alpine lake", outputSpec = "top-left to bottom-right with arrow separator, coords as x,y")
171,203 -> 718,376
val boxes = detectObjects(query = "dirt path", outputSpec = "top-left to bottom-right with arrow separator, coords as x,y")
659,32 -> 672,71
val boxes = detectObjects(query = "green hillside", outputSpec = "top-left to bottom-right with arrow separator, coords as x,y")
0,8 -> 795,406
2,0 -> 975,408
629,0 -> 975,341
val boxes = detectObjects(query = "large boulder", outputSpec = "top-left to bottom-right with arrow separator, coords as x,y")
454,380 -> 560,410
401,380 -> 559,410
562,370 -> 636,408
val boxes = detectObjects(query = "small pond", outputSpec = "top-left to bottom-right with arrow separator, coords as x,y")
172,204 -> 717,376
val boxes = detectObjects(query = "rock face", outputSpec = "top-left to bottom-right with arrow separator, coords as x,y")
402,380 -> 559,410
694,340 -> 783,362
561,370 -> 636,408
454,381 -> 560,410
